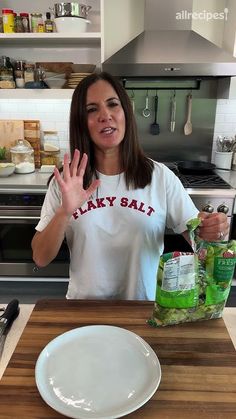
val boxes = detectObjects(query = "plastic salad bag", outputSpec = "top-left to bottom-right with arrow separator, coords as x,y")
149,217 -> 236,327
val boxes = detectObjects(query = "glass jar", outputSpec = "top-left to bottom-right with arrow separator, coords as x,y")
31,13 -> 43,33
10,140 -> 35,174
43,131 -> 60,151
0,56 -> 15,89
40,150 -> 60,167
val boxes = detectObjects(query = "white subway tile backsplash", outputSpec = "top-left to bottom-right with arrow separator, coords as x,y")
59,140 -> 69,149
0,103 -> 19,112
214,114 -> 225,123
225,114 -> 236,123
55,121 -> 69,131
35,103 -> 54,113
40,121 -> 57,131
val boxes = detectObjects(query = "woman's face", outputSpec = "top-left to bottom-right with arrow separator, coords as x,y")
86,80 -> 126,152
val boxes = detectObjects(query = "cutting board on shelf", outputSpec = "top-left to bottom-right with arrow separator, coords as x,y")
24,120 -> 41,168
0,120 -> 25,149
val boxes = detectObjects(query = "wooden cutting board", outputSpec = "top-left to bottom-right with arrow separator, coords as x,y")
0,300 -> 236,418
24,120 -> 41,168
0,120 -> 25,149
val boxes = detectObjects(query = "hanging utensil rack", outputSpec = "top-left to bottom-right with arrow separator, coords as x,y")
122,77 -> 201,91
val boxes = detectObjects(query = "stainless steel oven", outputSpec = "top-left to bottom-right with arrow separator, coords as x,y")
163,163 -> 236,253
0,187 -> 69,278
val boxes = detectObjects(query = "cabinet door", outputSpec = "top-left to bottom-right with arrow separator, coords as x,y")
101,0 -> 145,62
222,0 -> 236,57
191,0 -> 227,48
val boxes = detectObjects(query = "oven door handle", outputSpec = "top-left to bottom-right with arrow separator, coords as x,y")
0,216 -> 40,220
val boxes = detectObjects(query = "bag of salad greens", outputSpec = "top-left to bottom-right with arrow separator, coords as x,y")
149,218 -> 236,327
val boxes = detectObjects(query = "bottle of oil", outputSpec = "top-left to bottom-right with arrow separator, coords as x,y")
44,12 -> 53,33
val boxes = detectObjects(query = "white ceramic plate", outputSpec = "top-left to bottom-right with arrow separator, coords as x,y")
35,325 -> 161,419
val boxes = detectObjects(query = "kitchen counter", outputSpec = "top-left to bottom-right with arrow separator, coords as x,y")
0,171 -> 49,191
1,168 -> 236,196
216,169 -> 236,189
0,300 -> 236,418
0,303 -> 235,382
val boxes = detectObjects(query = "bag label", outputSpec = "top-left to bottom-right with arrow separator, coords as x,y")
162,255 -> 195,292
213,257 -> 235,282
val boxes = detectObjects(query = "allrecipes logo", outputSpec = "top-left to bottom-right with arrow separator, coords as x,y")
176,8 -> 229,21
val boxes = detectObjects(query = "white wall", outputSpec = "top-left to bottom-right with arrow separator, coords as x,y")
212,98 -> 236,162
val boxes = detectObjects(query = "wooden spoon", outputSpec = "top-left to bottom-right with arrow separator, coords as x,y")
184,93 -> 192,135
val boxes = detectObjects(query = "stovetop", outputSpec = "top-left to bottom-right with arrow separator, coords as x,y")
165,162 -> 232,189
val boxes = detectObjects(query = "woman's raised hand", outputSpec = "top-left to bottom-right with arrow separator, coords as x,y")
54,149 -> 100,216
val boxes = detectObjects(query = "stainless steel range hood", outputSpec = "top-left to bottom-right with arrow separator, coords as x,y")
102,30 -> 236,77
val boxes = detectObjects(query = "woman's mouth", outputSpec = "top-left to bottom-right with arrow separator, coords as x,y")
100,127 -> 116,135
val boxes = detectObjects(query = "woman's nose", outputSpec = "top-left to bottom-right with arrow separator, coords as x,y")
98,106 -> 112,121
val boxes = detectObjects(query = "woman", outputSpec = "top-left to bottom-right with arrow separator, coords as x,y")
32,72 -> 228,300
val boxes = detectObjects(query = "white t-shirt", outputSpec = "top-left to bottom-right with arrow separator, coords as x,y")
36,161 -> 198,300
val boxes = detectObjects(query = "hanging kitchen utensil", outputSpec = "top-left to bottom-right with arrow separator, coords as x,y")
184,93 -> 192,135
170,91 -> 176,133
142,90 -> 150,118
150,91 -> 160,135
177,161 -> 216,175
0,299 -> 20,359
130,90 -> 135,113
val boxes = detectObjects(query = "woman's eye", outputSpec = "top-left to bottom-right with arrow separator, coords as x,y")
87,107 -> 97,113
108,102 -> 119,108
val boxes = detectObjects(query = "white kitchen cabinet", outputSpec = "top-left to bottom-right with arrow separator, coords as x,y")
0,0 -> 145,99
222,0 -> 236,57
191,0 -> 227,48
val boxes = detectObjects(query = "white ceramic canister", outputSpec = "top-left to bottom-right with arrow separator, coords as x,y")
214,151 -> 233,170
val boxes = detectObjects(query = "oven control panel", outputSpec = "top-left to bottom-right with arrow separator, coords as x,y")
0,193 -> 45,207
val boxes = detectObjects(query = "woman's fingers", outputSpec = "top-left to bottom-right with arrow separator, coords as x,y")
63,153 -> 71,182
70,149 -> 80,177
198,211 -> 229,241
77,153 -> 88,178
54,167 -> 64,188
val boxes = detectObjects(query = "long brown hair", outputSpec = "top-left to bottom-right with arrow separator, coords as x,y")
63,72 -> 154,189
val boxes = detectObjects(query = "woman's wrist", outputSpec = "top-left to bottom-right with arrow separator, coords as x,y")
56,206 -> 72,222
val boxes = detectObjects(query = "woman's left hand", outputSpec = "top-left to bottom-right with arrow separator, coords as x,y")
197,211 -> 229,241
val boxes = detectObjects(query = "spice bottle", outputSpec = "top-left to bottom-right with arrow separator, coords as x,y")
2,9 -> 15,33
44,12 -> 53,33
15,15 -> 24,33
20,12 -> 30,32
24,63 -> 35,84
14,60 -> 25,88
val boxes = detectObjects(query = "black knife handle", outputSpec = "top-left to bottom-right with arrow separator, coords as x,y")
0,299 -> 20,325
